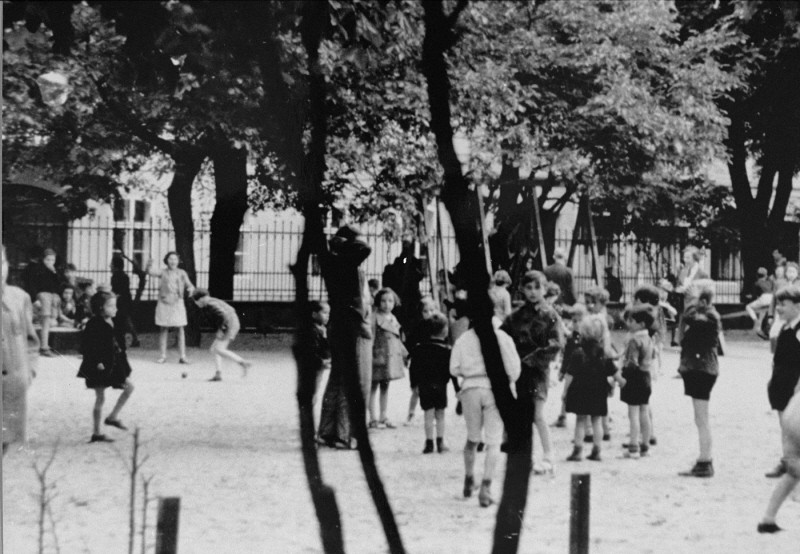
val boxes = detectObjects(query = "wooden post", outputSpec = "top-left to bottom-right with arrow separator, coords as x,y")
531,185 -> 548,269
475,185 -> 493,275
155,497 -> 181,554
569,473 -> 590,554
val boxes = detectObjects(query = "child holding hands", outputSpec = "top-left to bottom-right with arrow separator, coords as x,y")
370,288 -> 407,429
409,312 -> 452,453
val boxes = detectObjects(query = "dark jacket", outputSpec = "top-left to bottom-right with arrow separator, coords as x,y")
409,338 -> 451,390
678,304 -> 720,376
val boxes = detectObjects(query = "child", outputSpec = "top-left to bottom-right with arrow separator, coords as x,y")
309,300 -> 331,409
451,306 -> 521,506
757,387 -> 800,533
490,270 -> 513,319
620,305 -> 656,459
60,284 -> 77,325
768,263 -> 799,352
76,291 -> 135,443
191,289 -> 252,381
501,270 -> 563,475
764,285 -> 800,479
369,288 -> 407,429
582,286 -> 615,442
632,284 -> 663,445
31,249 -> 61,357
111,255 -> 140,347
409,312 -> 452,453
563,317 -> 625,462
677,285 -> 720,478
553,303 -> 587,428
147,252 -> 195,364
75,281 -> 96,328
406,296 -> 438,424
545,282 -> 562,309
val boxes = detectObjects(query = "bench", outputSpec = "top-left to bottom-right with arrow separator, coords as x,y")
35,325 -> 81,353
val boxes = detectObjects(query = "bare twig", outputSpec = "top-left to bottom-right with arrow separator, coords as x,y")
141,474 -> 155,554
32,443 -> 60,554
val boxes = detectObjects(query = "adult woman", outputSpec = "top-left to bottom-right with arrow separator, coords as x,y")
317,226 -> 373,449
2,245 -> 39,455
147,252 -> 195,364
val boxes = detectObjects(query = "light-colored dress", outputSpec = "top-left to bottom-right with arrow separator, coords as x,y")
2,285 -> 39,446
149,267 -> 194,327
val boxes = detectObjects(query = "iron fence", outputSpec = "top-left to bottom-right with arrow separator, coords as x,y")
7,215 -> 745,304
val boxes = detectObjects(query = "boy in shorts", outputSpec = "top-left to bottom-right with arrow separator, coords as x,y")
409,312 -> 452,454
451,306 -> 521,507
191,289 -> 252,381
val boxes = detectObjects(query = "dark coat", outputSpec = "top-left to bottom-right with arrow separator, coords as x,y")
77,317 -> 131,388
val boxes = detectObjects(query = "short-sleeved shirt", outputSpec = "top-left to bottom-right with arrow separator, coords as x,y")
201,297 -> 239,332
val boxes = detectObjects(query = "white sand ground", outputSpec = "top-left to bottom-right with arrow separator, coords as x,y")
2,331 -> 799,553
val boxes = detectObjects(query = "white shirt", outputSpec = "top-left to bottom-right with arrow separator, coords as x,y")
450,320 -> 521,390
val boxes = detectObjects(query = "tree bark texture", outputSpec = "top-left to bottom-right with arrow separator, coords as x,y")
421,3 -> 533,553
209,145 -> 249,300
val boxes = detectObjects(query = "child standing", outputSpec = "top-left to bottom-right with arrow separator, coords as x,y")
60,284 -> 77,325
632,284 -> 664,446
31,248 -> 61,357
76,291 -> 135,443
582,286 -> 616,442
620,305 -> 656,459
409,312 -> 452,453
406,295 -> 438,424
563,317 -> 625,462
677,285 -> 720,478
451,308 -> 520,506
501,270 -> 563,475
191,289 -> 252,382
147,252 -> 195,365
764,285 -> 800,479
553,303 -> 587,428
369,288 -> 407,429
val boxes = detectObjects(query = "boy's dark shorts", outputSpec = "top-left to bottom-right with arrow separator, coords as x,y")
682,370 -> 717,401
767,375 -> 799,412
419,384 -> 447,411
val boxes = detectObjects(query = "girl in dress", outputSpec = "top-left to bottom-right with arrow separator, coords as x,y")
77,291 -> 135,443
563,317 -> 625,462
2,245 -> 39,455
147,252 -> 195,364
369,288 -> 407,429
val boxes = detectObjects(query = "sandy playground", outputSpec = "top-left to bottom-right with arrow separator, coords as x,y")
2,331 -> 799,553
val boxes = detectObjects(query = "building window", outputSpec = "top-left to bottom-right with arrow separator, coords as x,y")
234,234 -> 244,274
133,200 -> 148,222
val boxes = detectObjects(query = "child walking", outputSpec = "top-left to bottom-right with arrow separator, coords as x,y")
553,303 -> 587,428
582,286 -> 616,442
409,312 -> 452,453
501,270 -> 563,475
147,252 -> 195,365
76,291 -> 134,443
369,288 -> 407,429
620,305 -> 656,459
764,285 -> 800,479
563,318 -> 625,462
191,289 -> 252,382
677,285 -> 720,478
451,307 -> 520,506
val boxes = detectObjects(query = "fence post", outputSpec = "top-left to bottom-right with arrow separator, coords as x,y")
155,497 -> 181,554
569,473 -> 590,554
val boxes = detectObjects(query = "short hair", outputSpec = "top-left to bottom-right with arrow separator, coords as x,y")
111,255 -> 125,270
786,261 -> 799,273
578,317 -> 605,345
521,270 -> 547,288
90,290 -> 115,316
493,270 -> 512,287
61,283 -> 75,294
684,246 -> 703,262
42,248 -> 57,258
191,288 -> 210,301
163,251 -> 179,265
633,284 -> 660,307
368,278 -> 380,290
374,287 -> 400,307
624,304 -> 655,329
775,284 -> 800,303
757,267 -> 768,277
78,280 -> 95,292
584,286 -> 610,305
545,282 -> 561,299
422,311 -> 449,338
309,300 -> 329,314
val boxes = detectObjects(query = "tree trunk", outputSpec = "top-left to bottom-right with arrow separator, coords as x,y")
209,145 -> 249,300
422,3 -> 532,553
167,148 -> 204,347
